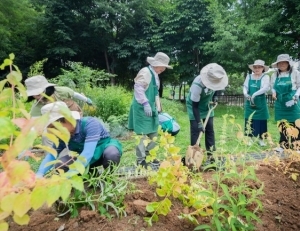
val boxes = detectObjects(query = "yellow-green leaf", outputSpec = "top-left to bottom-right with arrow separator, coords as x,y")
13,190 -> 31,217
60,181 -> 72,201
69,161 -> 85,175
3,59 -> 12,67
0,211 -> 10,220
156,188 -> 166,197
13,213 -> 30,225
70,175 -> 84,191
168,146 -> 181,155
31,186 -> 47,210
48,126 -> 70,144
291,173 -> 298,181
0,79 -> 7,92
0,118 -> 15,140
0,221 -> 8,231
9,53 -> 15,60
46,184 -> 61,206
1,193 -> 17,212
43,132 -> 59,148
35,144 -> 57,156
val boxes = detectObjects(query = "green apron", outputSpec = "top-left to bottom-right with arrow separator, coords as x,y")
186,83 -> 214,120
244,74 -> 269,120
274,73 -> 300,122
68,117 -> 122,165
128,67 -> 159,134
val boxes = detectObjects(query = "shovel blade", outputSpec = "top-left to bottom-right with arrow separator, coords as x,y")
185,145 -> 204,170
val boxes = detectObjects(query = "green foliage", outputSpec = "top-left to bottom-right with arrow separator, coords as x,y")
27,58 -> 48,77
86,86 -> 132,121
142,113 -> 264,230
0,54 -> 84,230
51,61 -> 115,90
59,166 -> 129,219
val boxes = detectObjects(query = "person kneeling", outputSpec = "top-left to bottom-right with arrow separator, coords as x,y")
36,102 -> 122,177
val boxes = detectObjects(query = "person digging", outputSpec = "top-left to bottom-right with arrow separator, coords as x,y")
185,63 -> 228,170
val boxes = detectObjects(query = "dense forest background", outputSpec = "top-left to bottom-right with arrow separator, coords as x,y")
1,0 -> 300,93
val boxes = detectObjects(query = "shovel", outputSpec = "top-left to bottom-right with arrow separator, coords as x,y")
185,102 -> 218,170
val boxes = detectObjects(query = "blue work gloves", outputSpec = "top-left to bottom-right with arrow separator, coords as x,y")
143,103 -> 152,117
86,97 -> 93,105
293,94 -> 299,101
198,121 -> 204,133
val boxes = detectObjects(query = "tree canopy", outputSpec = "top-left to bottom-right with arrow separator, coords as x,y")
1,0 -> 300,92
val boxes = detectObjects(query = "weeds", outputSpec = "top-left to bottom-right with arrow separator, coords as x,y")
60,165 -> 129,219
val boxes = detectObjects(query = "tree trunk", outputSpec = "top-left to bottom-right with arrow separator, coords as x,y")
104,50 -> 110,73
179,84 -> 182,101
159,80 -> 163,97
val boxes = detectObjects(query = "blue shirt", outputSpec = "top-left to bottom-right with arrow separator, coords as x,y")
56,117 -> 110,153
36,117 -> 109,176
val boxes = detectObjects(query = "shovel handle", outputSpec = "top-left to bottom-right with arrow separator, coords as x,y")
195,102 -> 218,146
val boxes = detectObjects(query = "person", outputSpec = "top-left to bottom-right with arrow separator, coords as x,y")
270,54 -> 300,151
25,75 -> 93,118
243,59 -> 270,146
24,75 -> 93,154
128,52 -> 172,168
158,112 -> 180,136
36,102 -> 122,177
186,63 -> 228,163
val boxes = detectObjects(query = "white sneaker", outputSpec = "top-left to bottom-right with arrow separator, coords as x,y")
258,139 -> 266,147
274,147 -> 284,153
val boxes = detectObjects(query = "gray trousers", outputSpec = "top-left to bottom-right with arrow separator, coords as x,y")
136,132 -> 157,164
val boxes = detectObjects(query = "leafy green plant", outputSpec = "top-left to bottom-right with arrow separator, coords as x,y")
27,58 -> 48,77
59,166 -> 129,219
87,86 -> 132,121
51,61 -> 115,91
0,54 -> 84,230
143,114 -> 264,230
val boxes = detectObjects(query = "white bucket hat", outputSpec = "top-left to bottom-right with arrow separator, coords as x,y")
25,75 -> 56,97
200,63 -> 228,91
248,59 -> 269,72
146,52 -> 173,69
271,54 -> 293,68
41,102 -> 80,127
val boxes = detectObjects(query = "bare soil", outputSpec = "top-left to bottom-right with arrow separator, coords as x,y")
9,161 -> 300,231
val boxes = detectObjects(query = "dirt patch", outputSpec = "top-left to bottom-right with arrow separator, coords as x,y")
9,162 -> 300,231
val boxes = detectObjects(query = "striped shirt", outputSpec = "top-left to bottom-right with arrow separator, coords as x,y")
56,117 -> 109,153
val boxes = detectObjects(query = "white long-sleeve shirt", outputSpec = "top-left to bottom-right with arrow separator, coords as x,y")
243,73 -> 270,97
270,68 -> 300,96
133,66 -> 159,104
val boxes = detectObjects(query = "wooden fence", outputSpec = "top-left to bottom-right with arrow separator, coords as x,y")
169,94 -> 275,107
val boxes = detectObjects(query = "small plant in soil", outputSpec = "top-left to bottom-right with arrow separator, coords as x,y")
58,165 -> 129,219
144,115 -> 264,230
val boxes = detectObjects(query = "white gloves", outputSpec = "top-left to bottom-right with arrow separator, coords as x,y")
285,100 -> 295,107
286,94 -> 299,107
244,94 -> 251,101
143,103 -> 152,117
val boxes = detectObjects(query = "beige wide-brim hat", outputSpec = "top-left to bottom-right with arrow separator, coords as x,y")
271,54 -> 293,68
248,59 -> 269,72
41,102 -> 80,127
146,52 -> 173,69
25,75 -> 56,96
200,63 -> 228,91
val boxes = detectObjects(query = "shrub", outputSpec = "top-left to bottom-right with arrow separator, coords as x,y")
85,86 -> 132,121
